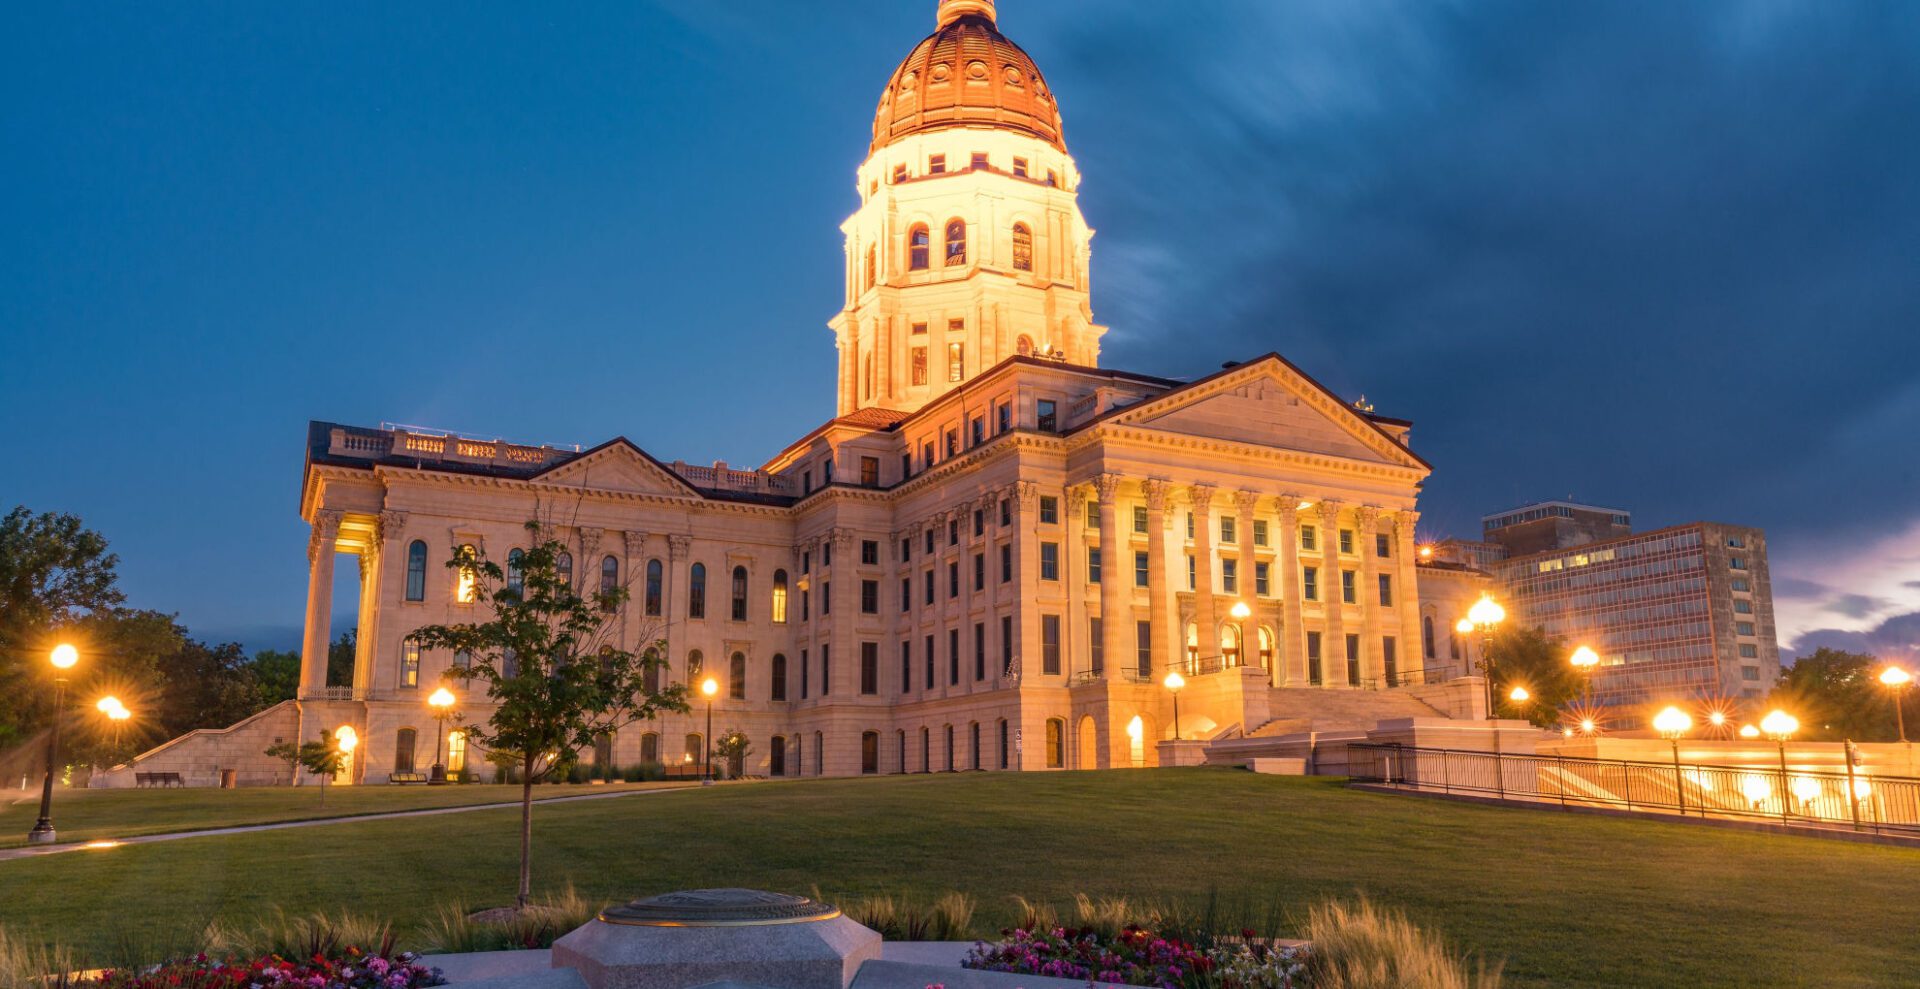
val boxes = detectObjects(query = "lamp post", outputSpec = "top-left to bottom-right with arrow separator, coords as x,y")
1164,670 -> 1185,740
1228,600 -> 1251,671
428,687 -> 457,783
94,696 -> 130,766
1879,667 -> 1912,743
1653,706 -> 1693,816
700,677 -> 719,784
27,644 -> 79,845
1454,618 -> 1474,680
1569,645 -> 1599,707
1466,595 -> 1505,722
1760,709 -> 1798,823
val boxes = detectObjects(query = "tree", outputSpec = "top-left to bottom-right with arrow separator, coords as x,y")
715,729 -> 752,779
0,507 -> 125,748
412,521 -> 687,908
327,629 -> 357,688
264,737 -> 302,786
265,732 -> 349,803
248,649 -> 301,706
1486,624 -> 1579,728
1769,647 -> 1895,741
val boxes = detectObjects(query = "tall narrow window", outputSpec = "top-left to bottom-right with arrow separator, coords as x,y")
645,559 -> 663,616
643,647 -> 661,695
394,729 -> 416,774
600,555 -> 618,598
688,563 -> 707,619
401,637 -> 421,687
730,652 -> 747,699
1045,718 -> 1064,768
861,642 -> 879,695
909,224 -> 930,270
1422,616 -> 1435,660
1041,615 -> 1061,675
405,540 -> 428,601
771,570 -> 789,623
506,549 -> 526,596
687,650 -> 704,685
1012,223 -> 1033,271
865,245 -> 877,289
771,653 -> 788,701
731,565 -> 749,621
911,347 -> 928,386
557,552 -> 572,587
948,342 -> 964,382
862,731 -> 880,774
945,219 -> 966,265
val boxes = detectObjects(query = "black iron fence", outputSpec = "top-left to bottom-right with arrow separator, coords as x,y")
1348,742 -> 1920,837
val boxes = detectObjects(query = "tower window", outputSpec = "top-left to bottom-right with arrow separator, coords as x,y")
909,225 -> 930,270
892,163 -> 907,183
947,342 -> 964,382
1046,169 -> 1058,187
911,347 -> 928,386
911,321 -> 927,334
1012,157 -> 1028,177
945,220 -> 966,265
929,154 -> 946,173
1012,223 -> 1032,272
970,152 -> 989,170
865,245 -> 876,290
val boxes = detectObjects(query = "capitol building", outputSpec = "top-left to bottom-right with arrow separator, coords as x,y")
111,0 -> 1494,786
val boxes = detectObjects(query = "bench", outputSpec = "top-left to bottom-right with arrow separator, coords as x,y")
134,772 -> 185,788
388,772 -> 429,784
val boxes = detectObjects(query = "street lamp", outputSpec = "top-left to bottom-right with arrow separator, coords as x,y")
1653,706 -> 1693,816
1465,595 -> 1505,721
28,644 -> 79,844
428,687 -> 457,784
1569,645 -> 1599,706
1164,670 -> 1186,740
1879,667 -> 1912,743
700,677 -> 719,784
1228,600 -> 1251,670
94,695 -> 130,765
1738,723 -> 1760,740
1760,709 -> 1799,823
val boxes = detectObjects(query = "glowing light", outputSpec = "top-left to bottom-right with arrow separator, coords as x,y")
1790,776 -> 1822,803
1760,710 -> 1799,740
428,687 -> 457,710
50,644 -> 78,670
1740,774 -> 1772,804
1163,671 -> 1185,692
83,840 -> 121,850
1850,775 -> 1872,799
700,677 -> 719,698
1709,710 -> 1727,727
1455,618 -> 1474,635
1881,667 -> 1913,688
1419,545 -> 1433,558
334,725 -> 358,753
1508,686 -> 1530,703
1296,500 -> 1313,511
1738,724 -> 1760,739
1562,727 -> 1574,738
1569,645 -> 1599,672
1467,595 -> 1505,627
1126,716 -> 1144,741
1579,718 -> 1597,734
1652,706 -> 1693,738
1229,601 -> 1252,620
1682,768 -> 1715,792
95,696 -> 121,714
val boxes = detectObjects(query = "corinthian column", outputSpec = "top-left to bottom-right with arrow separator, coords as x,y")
1316,500 -> 1346,686
1095,474 -> 1127,680
1189,484 -> 1217,671
1142,479 -> 1173,680
301,509 -> 344,698
1276,496 -> 1304,685
1394,510 -> 1424,678
1355,506 -> 1382,685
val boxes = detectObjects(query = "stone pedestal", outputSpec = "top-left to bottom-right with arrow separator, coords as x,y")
1157,738 -> 1208,767
551,889 -> 880,989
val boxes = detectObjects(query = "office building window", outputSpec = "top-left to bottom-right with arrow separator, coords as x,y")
1253,520 -> 1269,546
1346,634 -> 1361,685
1301,525 -> 1317,551
1376,533 -> 1391,557
1133,506 -> 1149,534
1089,617 -> 1104,674
1339,529 -> 1354,555
1000,543 -> 1012,582
1089,548 -> 1102,584
1377,574 -> 1393,607
860,642 -> 878,695
1136,620 -> 1152,678
1221,558 -> 1237,594
860,580 -> 878,614
1037,399 -> 1057,432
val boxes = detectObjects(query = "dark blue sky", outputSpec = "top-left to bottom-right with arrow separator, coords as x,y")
4,2 -> 1916,659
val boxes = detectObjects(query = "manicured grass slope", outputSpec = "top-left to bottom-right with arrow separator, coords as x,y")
0,782 -> 677,848
6,770 -> 1917,989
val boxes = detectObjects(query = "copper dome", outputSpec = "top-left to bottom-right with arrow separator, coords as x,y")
872,0 -> 1065,154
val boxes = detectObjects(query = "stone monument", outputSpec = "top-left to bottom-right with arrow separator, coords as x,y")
551,888 -> 882,989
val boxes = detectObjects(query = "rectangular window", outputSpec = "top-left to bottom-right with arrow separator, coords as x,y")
974,509 -> 985,536
970,416 -> 984,447
1136,620 -> 1152,678
1037,399 -> 1057,432
861,539 -> 879,565
1012,156 -> 1028,177
1376,533 -> 1391,558
1729,556 -> 1748,571
944,429 -> 958,457
1377,574 -> 1393,607
1000,497 -> 1011,526
1040,543 -> 1060,581
1346,634 -> 1361,685
1134,551 -> 1149,588
1187,555 -> 1195,591
1133,505 -> 1148,533
948,561 -> 959,598
860,579 -> 878,614
1001,615 -> 1014,676
920,441 -> 933,469
948,341 -> 964,382
996,401 -> 1012,434
925,634 -> 935,688
401,640 -> 420,687
860,457 -> 879,487
1736,621 -> 1755,636
1341,570 -> 1356,604
1039,496 -> 1058,524
1186,513 -> 1195,540
800,648 -> 809,698
901,538 -> 911,562
1085,499 -> 1100,530
970,151 -> 989,170
820,644 -> 831,696
1089,547 -> 1102,584
900,641 -> 911,694
924,569 -> 935,605
1041,615 -> 1061,675
860,642 -> 879,695
925,528 -> 936,553
1731,578 -> 1751,592
1742,664 -> 1761,679
1739,644 -> 1759,659
801,588 -> 809,621
901,577 -> 911,613
929,153 -> 946,173
1734,599 -> 1753,614
1000,543 -> 1012,582
912,320 -> 927,335
1339,529 -> 1354,555
1306,632 -> 1322,684
802,470 -> 813,495
1046,169 -> 1058,187
1221,516 -> 1236,543
911,347 -> 928,386
974,622 -> 986,680
1253,519 -> 1269,547
973,552 -> 985,591
900,453 -> 911,479
1090,617 -> 1104,674
1303,566 -> 1319,601
821,580 -> 831,614
822,541 -> 832,567
1382,636 -> 1398,681
1221,558 -> 1237,594
1301,525 -> 1317,551
1255,561 -> 1271,596
1728,535 -> 1747,548
892,163 -> 907,183
949,628 -> 961,685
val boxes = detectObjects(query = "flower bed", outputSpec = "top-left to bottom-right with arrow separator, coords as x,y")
963,925 -> 1307,988
80,948 -> 445,989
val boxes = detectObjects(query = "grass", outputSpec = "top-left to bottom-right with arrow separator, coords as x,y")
1,770 -> 1917,988
0,781 -> 684,849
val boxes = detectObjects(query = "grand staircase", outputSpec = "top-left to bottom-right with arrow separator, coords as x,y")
1251,687 -> 1445,735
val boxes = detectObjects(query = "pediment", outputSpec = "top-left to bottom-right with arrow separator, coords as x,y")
532,439 -> 698,497
1111,358 -> 1425,470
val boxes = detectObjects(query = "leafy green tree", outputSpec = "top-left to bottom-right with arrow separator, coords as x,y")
412,522 -> 686,907
1769,647 -> 1896,741
715,729 -> 752,779
248,649 -> 301,705
326,629 -> 357,687
1487,624 -> 1579,727
0,507 -> 125,748
266,732 -> 349,803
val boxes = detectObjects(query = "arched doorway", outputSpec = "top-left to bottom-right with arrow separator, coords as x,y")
770,735 -> 787,777
1126,715 -> 1146,768
1076,716 -> 1098,770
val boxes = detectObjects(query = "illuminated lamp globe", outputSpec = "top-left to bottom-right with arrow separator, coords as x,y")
51,644 -> 79,670
1709,710 -> 1727,727
1760,710 -> 1799,740
95,696 -> 120,714
1229,601 -> 1252,620
1579,718 -> 1597,735
1455,618 -> 1474,635
107,704 -> 130,722
428,687 -> 457,710
1569,645 -> 1599,672
1738,724 -> 1760,740
1467,596 -> 1505,627
1881,667 -> 1913,688
700,677 -> 719,698
1790,776 -> 1822,802
1508,686 -> 1530,703
1740,774 -> 1772,803
1652,706 -> 1693,739
1163,671 -> 1185,692
334,726 -> 358,753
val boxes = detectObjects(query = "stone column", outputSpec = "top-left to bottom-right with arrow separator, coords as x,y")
831,528 -> 858,697
1188,484 -> 1217,671
1316,500 -> 1346,687
1233,490 -> 1259,674
666,534 -> 690,680
1394,511 -> 1424,678
957,500 -> 975,693
623,530 -> 649,652
366,510 -> 408,697
1355,506 -> 1382,685
1014,481 -> 1040,685
1143,479 -> 1173,678
1276,496 -> 1305,686
300,509 -> 343,698
1096,474 -> 1127,680
354,552 -> 378,696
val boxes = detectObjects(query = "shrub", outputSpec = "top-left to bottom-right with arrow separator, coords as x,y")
566,763 -> 591,785
929,892 -> 975,940
1302,897 -> 1501,989
0,925 -> 77,989
636,760 -> 667,782
205,909 -> 396,962
415,886 -> 604,954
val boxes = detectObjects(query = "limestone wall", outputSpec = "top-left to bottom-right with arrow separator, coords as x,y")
91,701 -> 302,788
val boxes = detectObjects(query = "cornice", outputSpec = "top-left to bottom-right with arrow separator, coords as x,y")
1066,423 -> 1427,484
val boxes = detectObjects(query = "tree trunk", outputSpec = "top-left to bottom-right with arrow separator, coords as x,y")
518,754 -> 535,908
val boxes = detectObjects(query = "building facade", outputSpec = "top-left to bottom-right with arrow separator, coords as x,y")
106,0 -> 1471,786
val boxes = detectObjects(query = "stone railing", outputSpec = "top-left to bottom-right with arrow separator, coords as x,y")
669,460 -> 795,496
327,426 -> 577,472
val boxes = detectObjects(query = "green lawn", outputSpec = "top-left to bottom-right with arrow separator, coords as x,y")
4,770 -> 1917,988
0,781 -> 682,848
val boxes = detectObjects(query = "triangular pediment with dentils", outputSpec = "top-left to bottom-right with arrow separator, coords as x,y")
1108,356 -> 1428,470
531,439 -> 701,497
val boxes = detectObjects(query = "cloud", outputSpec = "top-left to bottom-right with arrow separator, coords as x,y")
1789,609 -> 1920,664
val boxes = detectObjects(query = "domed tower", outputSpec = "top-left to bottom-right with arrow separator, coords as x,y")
831,0 -> 1106,416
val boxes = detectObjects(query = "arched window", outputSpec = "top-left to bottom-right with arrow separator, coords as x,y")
593,732 -> 613,770
401,636 -> 422,687
771,653 -> 788,701
684,733 -> 702,768
1016,335 -> 1034,357
405,540 -> 428,601
1221,624 -> 1242,667
601,555 -> 619,596
640,731 -> 659,765
1258,627 -> 1275,670
394,728 -> 417,774
771,735 -> 787,777
688,563 -> 707,619
557,552 -> 573,587
771,570 -> 789,624
642,647 -> 662,695
1185,623 -> 1200,673
687,650 -> 704,685
456,544 -> 478,603
909,224 -> 930,270
506,549 -> 526,596
645,559 -> 663,616
1422,615 -> 1436,660
944,219 -> 966,265
861,731 -> 879,775
730,652 -> 747,700
730,565 -> 749,621
1012,222 -> 1033,271
1045,718 -> 1065,768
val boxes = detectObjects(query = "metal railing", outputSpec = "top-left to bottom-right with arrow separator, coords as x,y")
1348,743 -> 1920,836
1381,667 -> 1445,688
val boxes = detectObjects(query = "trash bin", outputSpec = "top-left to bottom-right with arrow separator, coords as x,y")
220,769 -> 237,789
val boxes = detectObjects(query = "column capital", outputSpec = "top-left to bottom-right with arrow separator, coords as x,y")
1233,489 -> 1261,514
1093,472 -> 1124,502
1015,479 -> 1040,508
667,533 -> 692,561
308,509 -> 344,563
1276,494 -> 1303,523
830,527 -> 858,550
1355,505 -> 1382,526
1315,499 -> 1345,527
376,510 -> 408,546
1188,483 -> 1216,517
623,529 -> 648,557
578,526 -> 605,559
1142,477 -> 1173,513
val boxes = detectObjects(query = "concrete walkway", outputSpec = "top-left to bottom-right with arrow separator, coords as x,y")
0,786 -> 688,863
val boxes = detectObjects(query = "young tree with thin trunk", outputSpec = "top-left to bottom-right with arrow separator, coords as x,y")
413,520 -> 686,908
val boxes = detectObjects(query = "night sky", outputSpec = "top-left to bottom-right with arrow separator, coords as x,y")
3,2 -> 1915,661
